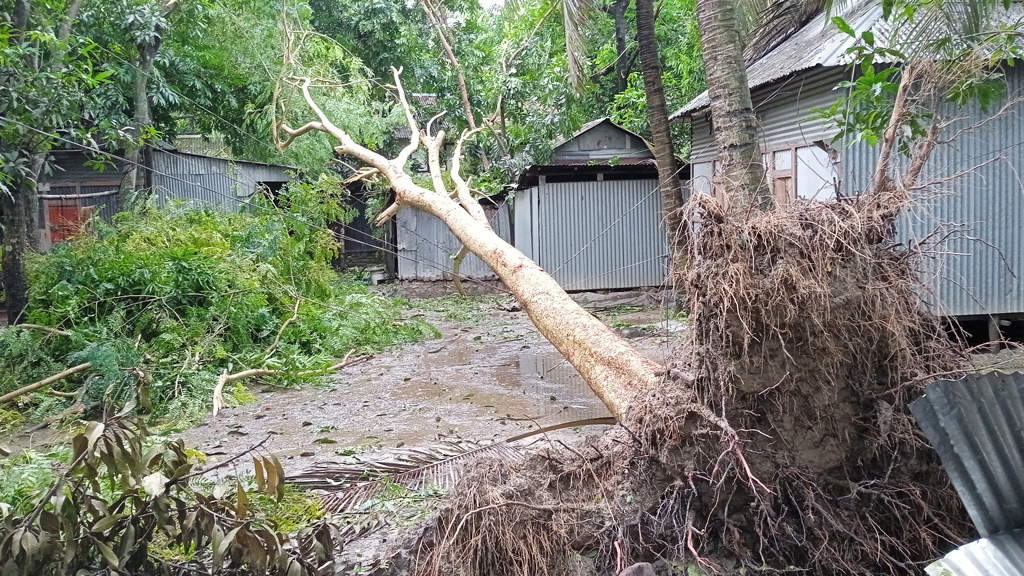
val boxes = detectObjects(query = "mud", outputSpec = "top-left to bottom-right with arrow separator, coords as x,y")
180,296 -> 682,468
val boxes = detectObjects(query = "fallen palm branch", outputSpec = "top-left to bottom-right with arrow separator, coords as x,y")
211,350 -> 369,416
291,417 -> 617,515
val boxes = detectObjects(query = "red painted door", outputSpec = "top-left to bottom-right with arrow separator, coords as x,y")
48,203 -> 82,243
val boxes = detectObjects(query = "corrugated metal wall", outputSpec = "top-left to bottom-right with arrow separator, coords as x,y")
395,201 -> 512,280
690,67 -> 848,163
514,179 -> 669,291
151,151 -> 291,211
687,65 -> 1024,318
842,68 -> 1024,317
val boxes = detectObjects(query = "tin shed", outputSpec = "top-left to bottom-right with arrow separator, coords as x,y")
395,194 -> 512,281
513,118 -> 674,291
43,146 -> 294,249
672,1 -> 1024,323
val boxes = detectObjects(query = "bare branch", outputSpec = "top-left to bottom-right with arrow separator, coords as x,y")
0,363 -> 92,405
423,129 -> 449,196
374,203 -> 402,227
392,67 -> 422,169
451,128 -> 491,228
277,120 -> 324,150
426,111 -> 446,138
873,64 -> 919,191
213,351 -> 368,416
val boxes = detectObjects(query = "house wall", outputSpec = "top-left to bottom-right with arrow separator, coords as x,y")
551,122 -> 652,164
689,67 -> 847,202
685,65 -> 1024,318
395,200 -> 512,281
151,150 -> 291,211
513,179 -> 668,291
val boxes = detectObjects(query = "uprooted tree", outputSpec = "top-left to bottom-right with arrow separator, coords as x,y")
274,2 -> 1019,571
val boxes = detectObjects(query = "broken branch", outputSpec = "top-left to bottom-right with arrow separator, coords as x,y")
0,362 -> 93,405
212,350 -> 366,416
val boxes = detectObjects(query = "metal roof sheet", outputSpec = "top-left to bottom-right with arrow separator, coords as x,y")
672,1 -> 883,119
927,529 -> 1024,576
672,1 -> 1024,120
910,371 -> 1024,537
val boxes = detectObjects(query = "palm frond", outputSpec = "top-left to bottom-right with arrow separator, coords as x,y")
291,439 -> 521,514
291,417 -> 618,515
742,0 -> 828,63
890,0 -> 1007,59
560,0 -> 594,89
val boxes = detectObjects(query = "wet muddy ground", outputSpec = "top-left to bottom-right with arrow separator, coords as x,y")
179,294 -> 685,469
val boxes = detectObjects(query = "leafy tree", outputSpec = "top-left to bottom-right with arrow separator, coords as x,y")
0,0 -> 119,323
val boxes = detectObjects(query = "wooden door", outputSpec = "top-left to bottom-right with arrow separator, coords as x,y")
48,202 -> 82,243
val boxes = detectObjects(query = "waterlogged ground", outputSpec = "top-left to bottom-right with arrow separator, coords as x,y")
179,293 -> 685,468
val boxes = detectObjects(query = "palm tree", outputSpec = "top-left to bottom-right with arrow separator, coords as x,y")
635,0 -> 687,268
695,0 -> 773,214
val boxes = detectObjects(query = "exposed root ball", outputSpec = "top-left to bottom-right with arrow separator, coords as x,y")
404,192 -> 972,576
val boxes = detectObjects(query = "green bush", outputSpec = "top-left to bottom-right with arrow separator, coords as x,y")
0,179 -> 437,428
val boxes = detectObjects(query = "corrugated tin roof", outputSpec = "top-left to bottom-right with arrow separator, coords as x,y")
514,161 -> 659,189
927,529 -> 1024,576
672,1 -> 1024,120
910,371 -> 1024,537
671,0 -> 885,119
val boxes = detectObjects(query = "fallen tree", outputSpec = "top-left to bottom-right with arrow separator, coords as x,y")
270,4 -> 1022,567
277,70 -> 663,422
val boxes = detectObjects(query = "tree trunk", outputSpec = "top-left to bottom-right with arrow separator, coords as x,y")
121,38 -> 159,209
418,0 -> 490,170
386,171 -> 662,419
635,0 -> 687,271
611,0 -> 630,93
121,49 -> 155,207
1,183 -> 31,324
695,0 -> 772,213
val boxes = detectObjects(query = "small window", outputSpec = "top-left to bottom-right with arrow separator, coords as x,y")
795,145 -> 839,201
769,149 -> 794,203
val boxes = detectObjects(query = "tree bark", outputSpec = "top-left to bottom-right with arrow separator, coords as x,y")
635,0 -> 687,271
696,0 -> 772,214
3,0 -> 34,323
1,184 -> 31,324
611,0 -> 631,93
121,0 -> 177,208
121,43 -> 158,206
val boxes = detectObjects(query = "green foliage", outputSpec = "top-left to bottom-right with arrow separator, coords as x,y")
0,415 -> 343,575
0,181 -> 436,428
818,4 -> 1023,153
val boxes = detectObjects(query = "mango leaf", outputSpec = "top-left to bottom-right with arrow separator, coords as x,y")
84,422 -> 105,452
235,481 -> 249,519
91,514 -> 124,535
270,455 -> 286,501
94,539 -> 122,571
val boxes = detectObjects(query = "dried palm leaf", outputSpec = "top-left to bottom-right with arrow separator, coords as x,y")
292,417 -> 616,514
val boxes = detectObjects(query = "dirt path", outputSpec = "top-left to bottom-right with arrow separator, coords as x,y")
180,295 -> 683,469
